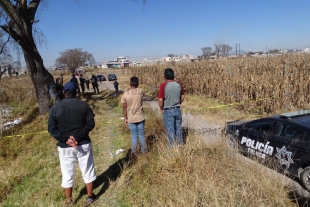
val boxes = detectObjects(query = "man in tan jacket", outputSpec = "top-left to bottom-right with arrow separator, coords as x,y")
121,76 -> 147,155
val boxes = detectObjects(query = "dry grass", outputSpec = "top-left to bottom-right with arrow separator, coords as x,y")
0,72 -> 131,206
111,134 -> 297,207
0,65 -> 305,206
0,75 -> 36,107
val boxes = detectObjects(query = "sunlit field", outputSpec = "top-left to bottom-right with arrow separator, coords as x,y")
0,55 -> 307,206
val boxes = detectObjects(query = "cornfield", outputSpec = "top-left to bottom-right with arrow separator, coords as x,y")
130,53 -> 310,114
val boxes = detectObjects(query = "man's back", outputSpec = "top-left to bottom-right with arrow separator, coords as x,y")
164,81 -> 182,107
48,97 -> 95,147
158,81 -> 184,108
121,88 -> 145,123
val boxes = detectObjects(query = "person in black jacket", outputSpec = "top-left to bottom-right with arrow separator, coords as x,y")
113,80 -> 119,93
91,75 -> 99,94
55,77 -> 64,100
70,73 -> 80,94
48,82 -> 97,205
79,74 -> 85,93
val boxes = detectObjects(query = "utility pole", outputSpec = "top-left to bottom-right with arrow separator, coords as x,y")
238,44 -> 240,55
236,44 -> 237,55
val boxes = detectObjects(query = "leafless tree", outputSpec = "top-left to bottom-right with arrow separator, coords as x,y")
0,30 -> 12,80
201,46 -> 212,59
56,48 -> 95,73
0,65 -> 7,80
0,0 -> 55,114
269,49 -> 279,54
0,0 -> 146,115
83,51 -> 96,67
167,54 -> 175,58
221,44 -> 233,57
214,44 -> 222,58
214,44 -> 233,58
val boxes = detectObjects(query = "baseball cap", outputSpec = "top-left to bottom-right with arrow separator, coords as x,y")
63,82 -> 77,91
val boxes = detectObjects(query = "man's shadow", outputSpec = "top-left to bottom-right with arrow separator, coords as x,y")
75,150 -> 135,202
182,127 -> 190,144
75,126 -> 190,203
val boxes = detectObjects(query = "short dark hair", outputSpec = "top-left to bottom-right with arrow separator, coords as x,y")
164,68 -> 174,80
130,76 -> 139,87
63,90 -> 76,97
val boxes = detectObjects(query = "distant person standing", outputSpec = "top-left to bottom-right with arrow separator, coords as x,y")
158,68 -> 185,147
59,74 -> 64,86
121,76 -> 147,155
55,77 -> 64,100
113,80 -> 119,93
85,77 -> 90,90
79,74 -> 85,93
70,73 -> 80,94
91,75 -> 99,94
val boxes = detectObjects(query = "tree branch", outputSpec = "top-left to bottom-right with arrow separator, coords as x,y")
0,0 -> 24,33
0,24 -> 30,53
0,35 -> 11,55
28,0 -> 41,23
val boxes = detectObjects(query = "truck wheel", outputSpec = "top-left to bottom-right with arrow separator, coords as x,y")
300,167 -> 310,192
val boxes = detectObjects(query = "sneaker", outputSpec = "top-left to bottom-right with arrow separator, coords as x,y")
86,193 -> 97,204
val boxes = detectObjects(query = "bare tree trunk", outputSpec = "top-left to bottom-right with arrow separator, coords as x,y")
0,0 -> 56,115
0,66 -> 8,82
23,51 -> 54,115
7,64 -> 12,77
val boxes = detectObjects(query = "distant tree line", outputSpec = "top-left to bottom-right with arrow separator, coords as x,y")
199,44 -> 233,60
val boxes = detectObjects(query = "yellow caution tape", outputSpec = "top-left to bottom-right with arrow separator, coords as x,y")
98,121 -> 117,124
183,96 -> 280,112
0,96 -> 280,139
1,130 -> 49,139
1,121 -> 119,139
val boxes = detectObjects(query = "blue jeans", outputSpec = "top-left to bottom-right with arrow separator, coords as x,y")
128,120 -> 147,153
163,108 -> 183,146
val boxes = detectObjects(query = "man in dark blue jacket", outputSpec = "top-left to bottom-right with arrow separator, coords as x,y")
48,82 -> 97,205
70,73 -> 81,94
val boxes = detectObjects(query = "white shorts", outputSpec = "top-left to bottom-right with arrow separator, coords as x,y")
58,143 -> 96,188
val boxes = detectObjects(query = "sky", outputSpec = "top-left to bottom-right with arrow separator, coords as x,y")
23,0 -> 310,67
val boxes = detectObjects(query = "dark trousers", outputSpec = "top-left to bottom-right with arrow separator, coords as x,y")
92,84 -> 99,94
81,83 -> 85,93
